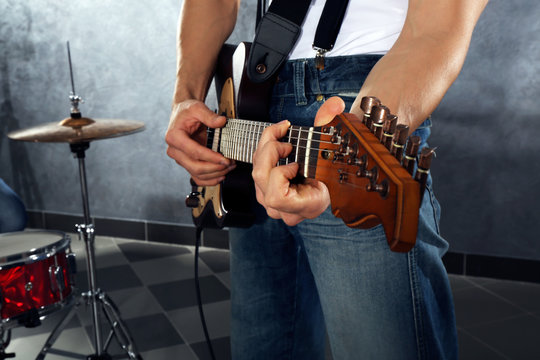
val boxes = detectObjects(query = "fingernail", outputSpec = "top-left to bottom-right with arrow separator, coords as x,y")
278,119 -> 290,126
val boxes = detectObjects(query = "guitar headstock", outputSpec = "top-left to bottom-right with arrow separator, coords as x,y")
313,103 -> 431,252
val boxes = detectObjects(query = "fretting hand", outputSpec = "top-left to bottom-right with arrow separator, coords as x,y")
252,97 -> 346,226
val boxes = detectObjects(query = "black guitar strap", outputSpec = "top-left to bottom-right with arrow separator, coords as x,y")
313,0 -> 350,70
247,0 -> 350,83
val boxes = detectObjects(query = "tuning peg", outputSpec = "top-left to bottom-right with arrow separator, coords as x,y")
391,124 -> 409,161
347,143 -> 359,165
403,136 -> 421,175
369,105 -> 389,138
361,166 -> 379,183
414,147 -> 436,200
353,154 -> 368,176
382,114 -> 398,149
360,96 -> 381,127
339,132 -> 351,153
366,179 -> 389,198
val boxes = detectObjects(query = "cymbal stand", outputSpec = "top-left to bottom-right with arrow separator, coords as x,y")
36,142 -> 142,360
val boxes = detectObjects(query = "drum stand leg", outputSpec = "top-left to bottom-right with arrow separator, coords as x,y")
37,143 -> 142,360
0,327 -> 15,359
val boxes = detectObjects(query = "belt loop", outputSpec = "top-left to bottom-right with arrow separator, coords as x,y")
293,60 -> 307,106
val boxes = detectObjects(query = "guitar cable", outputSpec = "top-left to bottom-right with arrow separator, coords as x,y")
194,226 -> 217,360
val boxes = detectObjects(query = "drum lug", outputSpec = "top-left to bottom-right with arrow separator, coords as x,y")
49,266 -> 65,298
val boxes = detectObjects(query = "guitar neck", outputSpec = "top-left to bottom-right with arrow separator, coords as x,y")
208,118 -> 321,178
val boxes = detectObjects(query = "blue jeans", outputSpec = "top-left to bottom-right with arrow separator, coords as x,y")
230,55 -> 457,359
0,178 -> 27,233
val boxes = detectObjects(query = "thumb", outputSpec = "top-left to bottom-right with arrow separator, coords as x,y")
314,96 -> 346,127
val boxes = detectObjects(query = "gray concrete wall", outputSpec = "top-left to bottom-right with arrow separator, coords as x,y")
1,1 -> 539,259
0,0 -> 255,227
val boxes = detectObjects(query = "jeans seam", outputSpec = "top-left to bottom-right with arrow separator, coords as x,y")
294,60 -> 307,105
408,247 -> 426,359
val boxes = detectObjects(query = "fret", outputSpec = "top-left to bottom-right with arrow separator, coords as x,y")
239,120 -> 245,162
234,121 -> 240,161
304,127 -> 314,177
220,119 -> 316,168
297,127 -> 307,177
223,124 -> 230,158
255,123 -> 262,156
249,122 -> 255,164
290,126 -> 299,164
228,121 -> 233,160
281,126 -> 295,166
220,126 -> 226,157
246,120 -> 252,163
296,127 -> 302,163
286,126 -> 293,165
244,120 -> 249,163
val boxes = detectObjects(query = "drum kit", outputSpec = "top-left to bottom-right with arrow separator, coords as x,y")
1,44 -> 145,359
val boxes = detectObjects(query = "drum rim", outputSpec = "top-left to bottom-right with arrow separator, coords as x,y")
0,230 -> 71,270
0,291 -> 77,330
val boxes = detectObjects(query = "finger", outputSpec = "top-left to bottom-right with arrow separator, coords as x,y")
167,131 -> 231,166
167,146 -> 233,177
263,163 -> 300,209
167,101 -> 232,166
314,96 -> 346,127
169,100 -> 227,131
266,173 -> 329,216
252,142 -> 294,189
191,175 -> 225,187
257,120 -> 291,150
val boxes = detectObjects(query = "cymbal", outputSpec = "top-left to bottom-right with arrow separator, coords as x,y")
7,117 -> 145,143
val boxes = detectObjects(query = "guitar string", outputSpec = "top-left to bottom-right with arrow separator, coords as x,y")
218,124 -> 409,183
220,139 -> 403,188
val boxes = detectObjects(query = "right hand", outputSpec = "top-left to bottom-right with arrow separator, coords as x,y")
166,99 -> 235,186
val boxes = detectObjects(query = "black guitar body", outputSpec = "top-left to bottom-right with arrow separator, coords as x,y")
190,42 -> 276,229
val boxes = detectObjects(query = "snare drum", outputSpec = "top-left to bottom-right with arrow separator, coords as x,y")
0,230 -> 76,329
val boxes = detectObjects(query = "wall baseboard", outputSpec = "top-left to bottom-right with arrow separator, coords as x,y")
26,210 -> 229,249
26,210 -> 540,284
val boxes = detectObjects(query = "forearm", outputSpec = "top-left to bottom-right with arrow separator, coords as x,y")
351,0 -> 488,132
173,0 -> 240,104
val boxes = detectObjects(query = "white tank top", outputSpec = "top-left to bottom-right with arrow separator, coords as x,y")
286,0 -> 409,59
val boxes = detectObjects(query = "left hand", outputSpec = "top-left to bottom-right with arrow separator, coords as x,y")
252,97 -> 346,226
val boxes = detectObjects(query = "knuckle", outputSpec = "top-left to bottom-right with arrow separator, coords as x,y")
266,208 -> 280,220
251,168 -> 263,183
265,193 -> 280,209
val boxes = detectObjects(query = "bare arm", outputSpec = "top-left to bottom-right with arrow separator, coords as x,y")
252,0 -> 488,225
351,0 -> 489,132
166,0 -> 241,185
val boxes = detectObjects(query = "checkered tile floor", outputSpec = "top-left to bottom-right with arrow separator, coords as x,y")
8,233 -> 231,359
7,232 -> 540,359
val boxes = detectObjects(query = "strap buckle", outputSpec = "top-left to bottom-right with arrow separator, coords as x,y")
313,47 -> 328,70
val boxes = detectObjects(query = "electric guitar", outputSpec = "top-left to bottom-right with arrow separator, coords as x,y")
186,42 -> 430,253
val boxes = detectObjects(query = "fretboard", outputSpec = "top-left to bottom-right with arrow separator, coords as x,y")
207,118 -> 320,179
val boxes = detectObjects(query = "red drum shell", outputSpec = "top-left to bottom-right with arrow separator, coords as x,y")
0,230 -> 75,327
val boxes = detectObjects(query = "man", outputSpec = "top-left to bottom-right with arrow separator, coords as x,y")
0,178 -> 27,233
166,0 -> 487,358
